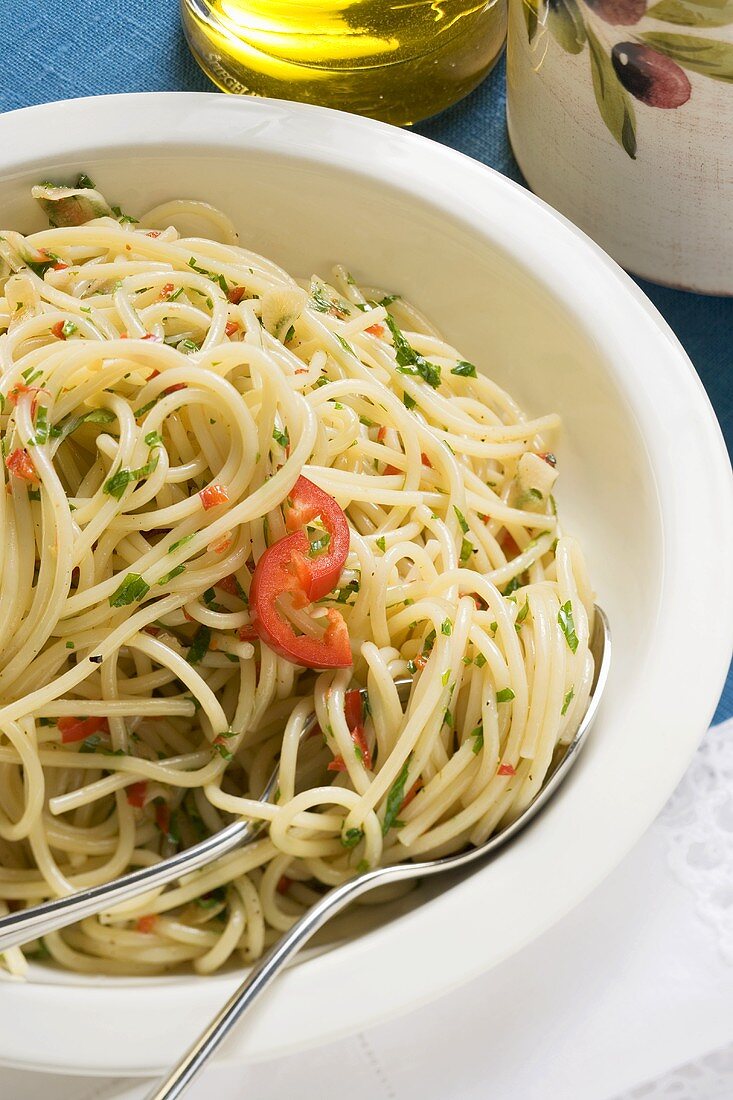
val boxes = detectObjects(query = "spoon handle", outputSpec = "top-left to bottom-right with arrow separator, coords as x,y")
0,820 -> 252,953
144,866 -> 394,1100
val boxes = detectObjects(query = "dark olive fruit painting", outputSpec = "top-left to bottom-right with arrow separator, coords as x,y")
522,0 -> 733,158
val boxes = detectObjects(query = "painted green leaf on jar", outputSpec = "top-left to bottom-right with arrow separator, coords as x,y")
647,0 -> 733,27
639,30 -> 733,79
587,26 -> 638,158
547,0 -> 588,52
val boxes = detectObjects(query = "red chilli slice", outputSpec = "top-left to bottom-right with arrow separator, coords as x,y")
217,574 -> 242,598
400,777 -> 424,812
7,449 -> 38,482
498,763 -> 517,776
126,780 -> 148,808
199,483 -> 229,510
136,914 -> 158,934
58,716 -> 109,744
155,803 -> 171,835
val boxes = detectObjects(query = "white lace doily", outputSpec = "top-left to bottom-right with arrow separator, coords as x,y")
618,1043 -> 733,1100
657,717 -> 733,965
614,717 -> 733,1100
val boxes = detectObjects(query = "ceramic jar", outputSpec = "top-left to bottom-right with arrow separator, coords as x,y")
506,0 -> 733,293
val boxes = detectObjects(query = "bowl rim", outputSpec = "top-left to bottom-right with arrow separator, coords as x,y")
0,91 -> 731,1077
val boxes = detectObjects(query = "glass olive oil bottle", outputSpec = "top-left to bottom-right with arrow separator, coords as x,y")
181,0 -> 506,125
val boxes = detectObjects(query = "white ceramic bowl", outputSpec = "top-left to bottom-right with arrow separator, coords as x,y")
0,93 -> 730,1078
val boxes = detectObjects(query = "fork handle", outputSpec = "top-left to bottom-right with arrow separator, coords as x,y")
0,820 -> 252,953
145,865 -> 396,1100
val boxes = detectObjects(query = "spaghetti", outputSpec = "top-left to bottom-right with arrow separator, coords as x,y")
0,180 -> 594,976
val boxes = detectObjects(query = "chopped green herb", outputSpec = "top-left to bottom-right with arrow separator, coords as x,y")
460,538 -> 474,564
341,827 -> 364,849
451,360 -> 477,378
187,625 -> 211,665
111,204 -> 138,225
272,427 -> 289,448
144,430 -> 163,447
385,315 -> 441,388
76,173 -> 95,189
403,392 -> 417,410
169,533 -> 195,554
376,536 -> 386,552
187,257 -> 229,295
503,576 -> 521,597
24,253 -> 61,278
133,397 -> 159,419
177,338 -> 200,354
382,757 -> 410,835
103,451 -> 159,500
158,565 -> 185,585
441,618 -> 452,636
79,734 -> 103,754
356,858 -> 370,873
516,601 -> 530,626
309,530 -> 331,556
335,334 -> 355,357
49,407 -> 116,444
332,578 -> 360,603
471,725 -> 484,753
562,687 -> 575,716
396,355 -> 441,387
441,669 -> 450,686
65,640 -> 75,649
475,653 -> 487,668
109,573 -> 150,607
496,687 -> 516,703
195,887 -> 227,909
558,601 -> 579,653
453,506 -> 469,534
61,320 -> 77,339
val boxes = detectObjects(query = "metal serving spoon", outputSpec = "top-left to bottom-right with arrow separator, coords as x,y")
143,605 -> 609,1100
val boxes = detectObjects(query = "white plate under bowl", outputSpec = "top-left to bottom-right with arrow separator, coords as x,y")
0,93 -> 730,1078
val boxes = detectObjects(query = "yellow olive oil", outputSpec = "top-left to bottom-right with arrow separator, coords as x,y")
181,0 -> 506,125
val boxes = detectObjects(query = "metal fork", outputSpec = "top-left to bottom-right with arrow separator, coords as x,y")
145,606 -> 610,1099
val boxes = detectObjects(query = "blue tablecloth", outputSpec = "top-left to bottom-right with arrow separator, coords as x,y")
2,3 -> 731,720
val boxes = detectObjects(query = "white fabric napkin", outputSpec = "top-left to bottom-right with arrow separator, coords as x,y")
5,719 -> 733,1100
